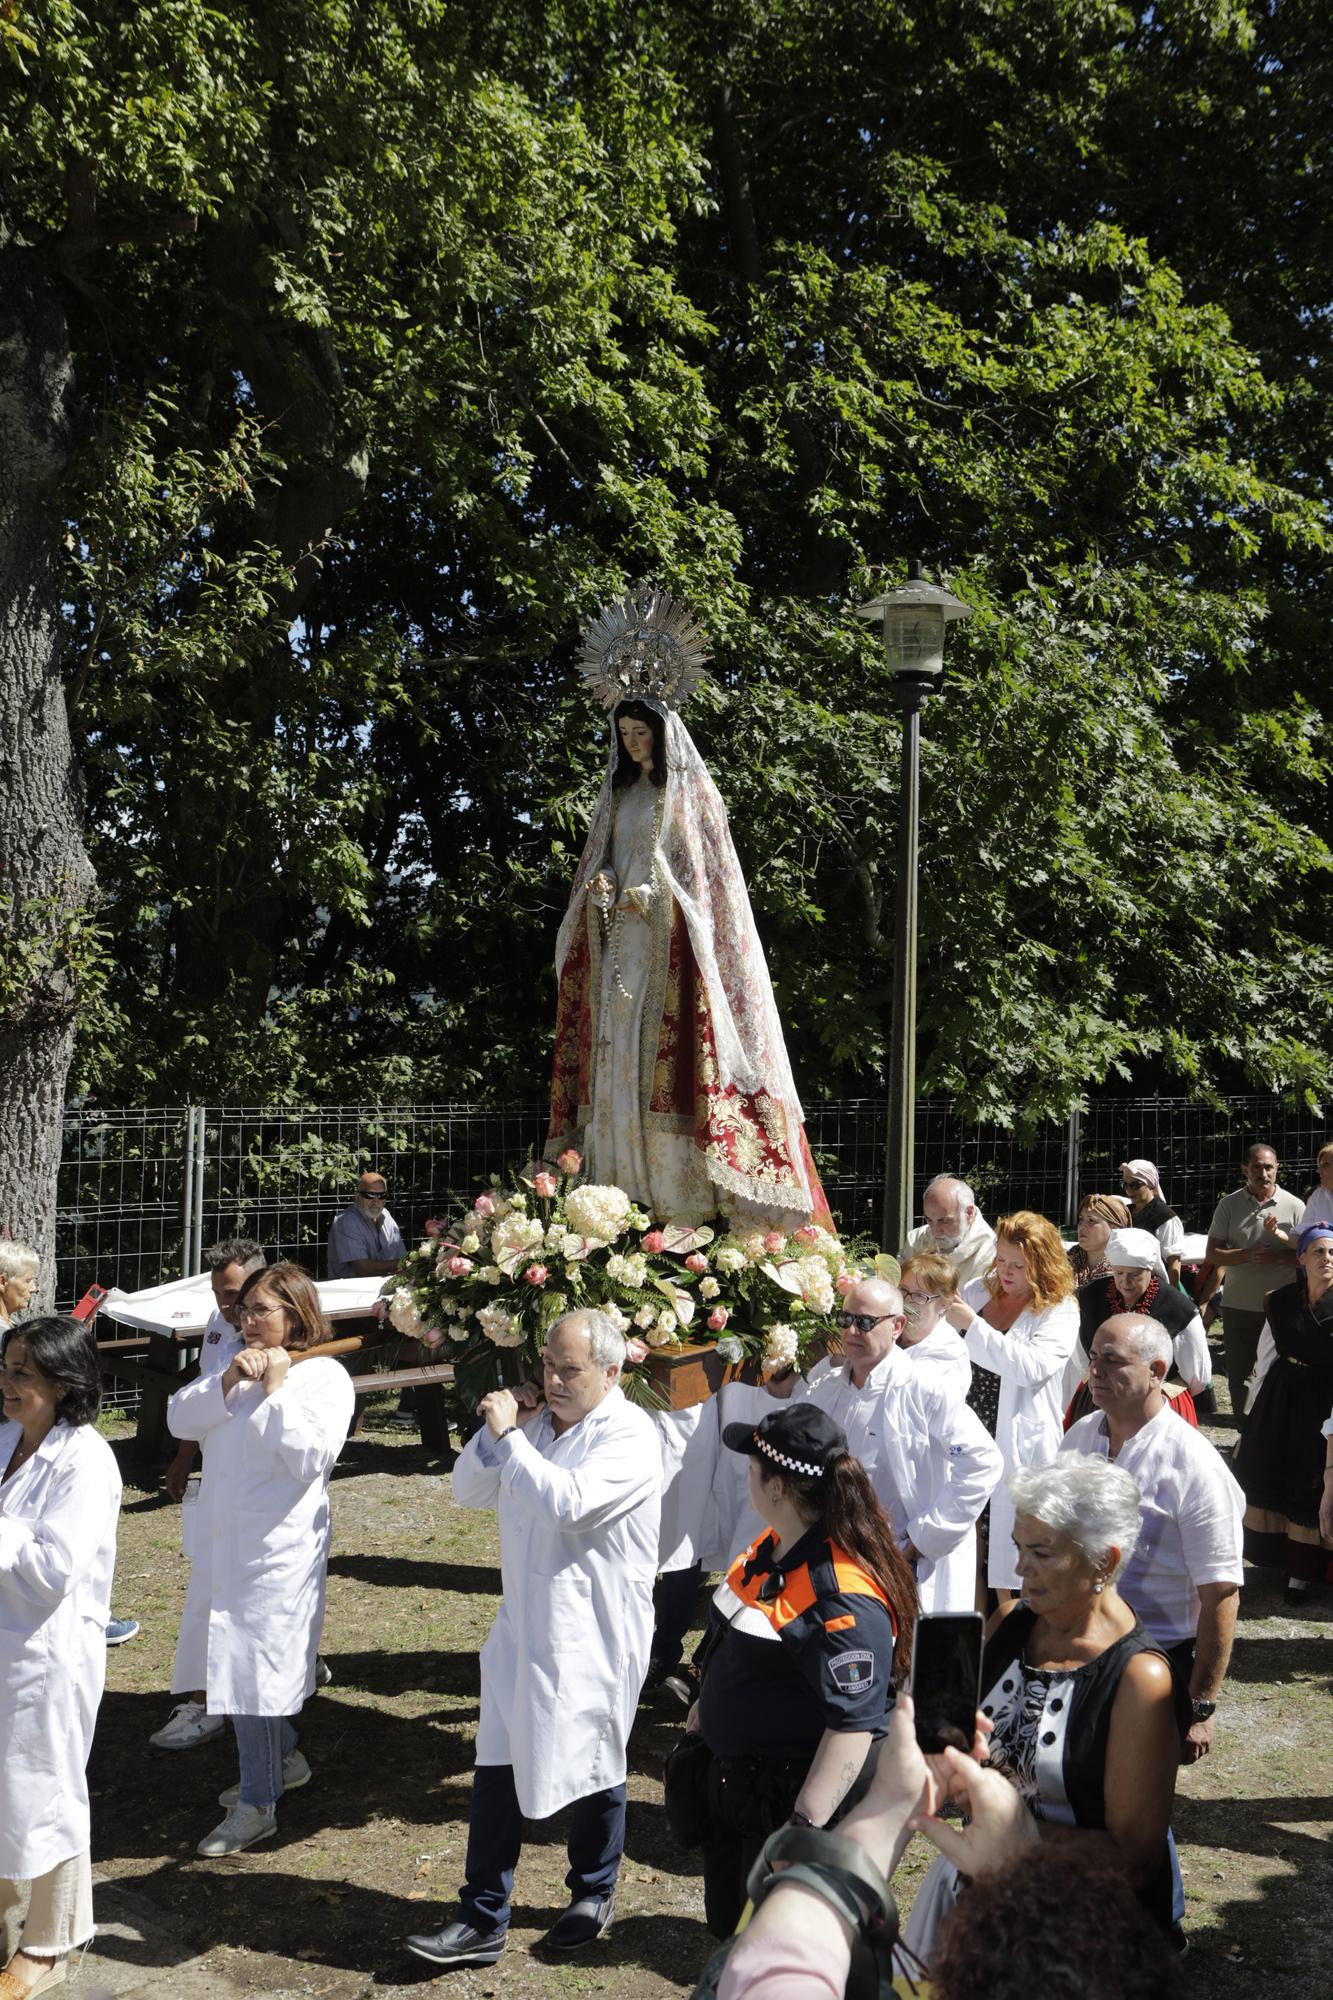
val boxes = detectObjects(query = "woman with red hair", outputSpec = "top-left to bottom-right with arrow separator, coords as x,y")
943,1212 -> 1079,1598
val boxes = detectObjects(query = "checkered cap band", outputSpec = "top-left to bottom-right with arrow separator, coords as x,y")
754,1430 -> 824,1478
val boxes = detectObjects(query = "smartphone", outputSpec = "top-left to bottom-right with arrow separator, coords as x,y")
71,1284 -> 109,1323
909,1611 -> 984,1755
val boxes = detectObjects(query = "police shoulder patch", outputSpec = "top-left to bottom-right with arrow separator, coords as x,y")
828,1648 -> 875,1695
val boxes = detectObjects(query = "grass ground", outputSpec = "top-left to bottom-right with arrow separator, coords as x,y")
81,1397 -> 1333,1998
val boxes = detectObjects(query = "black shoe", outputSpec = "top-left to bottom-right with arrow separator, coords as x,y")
1170,1922 -> 1191,1960
538,1892 -> 616,1955
404,1919 -> 506,1967
1284,1580 -> 1310,1608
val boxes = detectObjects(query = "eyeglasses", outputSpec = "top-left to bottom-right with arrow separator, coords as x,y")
237,1302 -> 284,1323
834,1311 -> 905,1333
900,1289 -> 941,1306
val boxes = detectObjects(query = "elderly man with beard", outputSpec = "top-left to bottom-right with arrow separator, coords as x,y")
900,1176 -> 997,1291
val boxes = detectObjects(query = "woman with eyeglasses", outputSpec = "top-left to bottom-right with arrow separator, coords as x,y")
166,1262 -> 354,1857
942,1212 -> 1080,1601
898,1250 -> 972,1400
1119,1160 -> 1185,1289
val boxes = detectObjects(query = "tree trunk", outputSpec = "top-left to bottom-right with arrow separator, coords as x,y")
0,240 -> 96,1312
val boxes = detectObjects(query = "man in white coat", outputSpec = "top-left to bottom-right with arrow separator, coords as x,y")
900,1176 -> 997,1291
407,1310 -> 661,1971
713,1278 -> 1002,1613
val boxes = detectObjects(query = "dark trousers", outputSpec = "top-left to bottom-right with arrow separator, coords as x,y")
1221,1305 -> 1266,1422
460,1763 -> 626,1933
701,1743 -> 879,1940
652,1563 -> 703,1673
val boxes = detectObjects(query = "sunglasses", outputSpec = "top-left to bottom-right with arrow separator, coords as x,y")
1122,1179 -> 1147,1191
834,1311 -> 904,1333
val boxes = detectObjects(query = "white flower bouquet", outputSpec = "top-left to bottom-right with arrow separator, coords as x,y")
382,1150 -> 881,1410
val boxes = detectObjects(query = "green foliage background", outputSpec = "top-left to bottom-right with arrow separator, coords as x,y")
5,0 -> 1331,1123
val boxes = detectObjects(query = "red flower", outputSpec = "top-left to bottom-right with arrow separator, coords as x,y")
642,1229 -> 667,1254
524,1263 -> 549,1287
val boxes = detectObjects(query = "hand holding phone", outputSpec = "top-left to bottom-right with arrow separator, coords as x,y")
910,1611 -> 984,1756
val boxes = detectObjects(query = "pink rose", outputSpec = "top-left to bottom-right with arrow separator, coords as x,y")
763,1231 -> 785,1253
707,1306 -> 729,1332
533,1171 -> 558,1199
420,1327 -> 445,1348
423,1217 -> 443,1238
793,1224 -> 819,1245
557,1148 -> 582,1174
372,1298 -> 388,1322
524,1263 -> 549,1287
624,1337 -> 649,1365
474,1194 -> 495,1218
642,1229 -> 667,1254
685,1252 -> 708,1274
446,1254 -> 473,1277
835,1272 -> 855,1295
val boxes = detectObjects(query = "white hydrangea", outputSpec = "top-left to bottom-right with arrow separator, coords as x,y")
492,1213 -> 545,1262
713,1244 -> 747,1275
479,1265 -> 505,1286
699,1276 -> 721,1300
657,1308 -> 678,1336
763,1322 -> 799,1370
564,1183 -> 632,1246
477,1304 -> 522,1348
634,1304 -> 658,1330
602,1300 -> 630,1334
794,1260 -> 835,1316
545,1222 -> 570,1254
387,1288 -> 423,1337
738,1231 -> 769,1265
645,1320 -> 678,1348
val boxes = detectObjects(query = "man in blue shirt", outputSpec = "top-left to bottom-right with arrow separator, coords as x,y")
327,1172 -> 406,1279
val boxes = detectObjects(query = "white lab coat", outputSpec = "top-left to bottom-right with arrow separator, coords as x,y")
453,1387 -> 661,1819
872,1361 -> 1004,1613
703,1352 -> 1001,1612
167,1356 -> 354,1714
654,1401 -> 720,1574
959,1279 -> 1081,1590
903,1321 -> 974,1403
0,1421 -> 121,1878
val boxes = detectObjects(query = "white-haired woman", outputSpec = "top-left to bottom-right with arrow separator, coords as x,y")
904,1455 -> 1182,1961
0,1245 -> 39,1330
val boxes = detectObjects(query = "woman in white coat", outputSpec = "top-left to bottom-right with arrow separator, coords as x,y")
0,1316 -> 122,2000
168,1263 -> 353,1858
942,1211 -> 1079,1597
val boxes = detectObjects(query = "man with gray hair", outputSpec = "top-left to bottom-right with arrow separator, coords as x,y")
1061,1313 -> 1243,1766
407,1310 -> 661,1970
900,1174 -> 997,1289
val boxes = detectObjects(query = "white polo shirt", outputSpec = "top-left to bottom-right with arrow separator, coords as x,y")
198,1306 -> 243,1378
1060,1402 -> 1243,1647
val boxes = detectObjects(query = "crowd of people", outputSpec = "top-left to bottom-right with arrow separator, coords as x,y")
0,1139 -> 1331,1996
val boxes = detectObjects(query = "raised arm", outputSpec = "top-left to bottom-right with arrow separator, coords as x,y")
496,1423 -> 660,1533
963,1296 -> 1080,1388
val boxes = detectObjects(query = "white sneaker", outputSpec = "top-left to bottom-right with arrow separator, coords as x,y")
217,1749 -> 311,1808
150,1700 -> 227,1750
196,1802 -> 276,1856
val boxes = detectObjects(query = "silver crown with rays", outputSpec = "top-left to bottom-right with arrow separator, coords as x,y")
578,584 -> 710,711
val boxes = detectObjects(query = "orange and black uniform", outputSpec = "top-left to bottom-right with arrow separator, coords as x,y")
696,1525 -> 897,1937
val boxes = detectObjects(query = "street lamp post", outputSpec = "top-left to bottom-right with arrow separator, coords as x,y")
857,562 -> 974,1254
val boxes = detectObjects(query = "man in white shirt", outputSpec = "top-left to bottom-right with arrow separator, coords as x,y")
1061,1312 -> 1243,1764
900,1176 -> 997,1291
407,1310 -> 661,1971
726,1278 -> 1002,1612
149,1237 -> 264,1751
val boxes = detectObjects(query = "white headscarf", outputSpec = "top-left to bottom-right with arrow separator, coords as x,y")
1105,1227 -> 1168,1283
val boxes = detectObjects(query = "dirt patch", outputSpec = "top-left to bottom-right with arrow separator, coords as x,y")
85,1402 -> 1332,1997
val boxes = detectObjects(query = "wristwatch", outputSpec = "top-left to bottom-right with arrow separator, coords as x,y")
1190,1698 -> 1217,1722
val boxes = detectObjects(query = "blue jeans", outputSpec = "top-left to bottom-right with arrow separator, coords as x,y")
460,1763 -> 625,1933
652,1563 -> 703,1673
232,1714 -> 299,1808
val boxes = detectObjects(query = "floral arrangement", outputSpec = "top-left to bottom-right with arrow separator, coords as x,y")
381,1150 -> 885,1409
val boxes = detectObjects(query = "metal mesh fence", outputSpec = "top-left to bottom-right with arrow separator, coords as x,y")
57,1094 -> 1329,1310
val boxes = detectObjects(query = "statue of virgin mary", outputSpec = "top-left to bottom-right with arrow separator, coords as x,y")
547,587 -> 832,1231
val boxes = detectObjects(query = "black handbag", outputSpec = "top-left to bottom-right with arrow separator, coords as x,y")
663,1729 -> 714,1848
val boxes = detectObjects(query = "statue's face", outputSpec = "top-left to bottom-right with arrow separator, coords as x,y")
618,715 -> 655,770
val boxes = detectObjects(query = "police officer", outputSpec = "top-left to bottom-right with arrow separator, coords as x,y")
686,1404 -> 917,1938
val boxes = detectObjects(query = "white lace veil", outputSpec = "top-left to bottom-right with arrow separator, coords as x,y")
556,706 -> 810,1149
